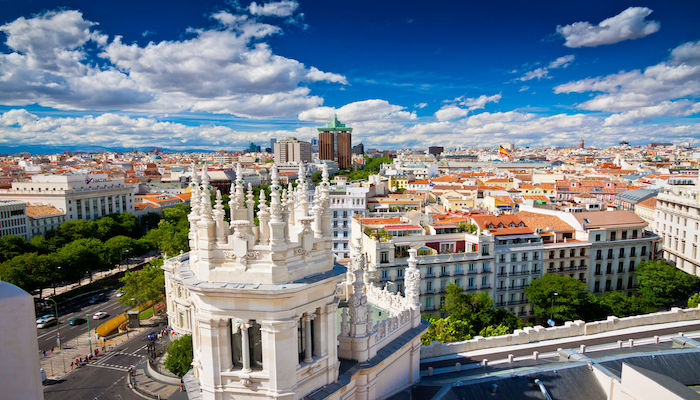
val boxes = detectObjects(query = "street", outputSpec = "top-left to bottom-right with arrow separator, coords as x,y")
37,289 -> 129,353
43,323 -> 165,400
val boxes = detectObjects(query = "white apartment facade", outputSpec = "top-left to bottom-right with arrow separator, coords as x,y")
273,137 -> 312,164
0,174 -> 135,221
654,176 -> 700,276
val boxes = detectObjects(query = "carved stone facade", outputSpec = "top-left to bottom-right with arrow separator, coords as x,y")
163,163 -> 427,400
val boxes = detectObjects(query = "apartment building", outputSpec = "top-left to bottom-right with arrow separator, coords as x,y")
574,211 -> 660,293
654,176 -> 700,276
0,174 -> 134,221
26,205 -> 66,238
0,200 -> 28,239
329,185 -> 371,260
355,214 -> 494,312
273,137 -> 312,164
471,214 -> 544,320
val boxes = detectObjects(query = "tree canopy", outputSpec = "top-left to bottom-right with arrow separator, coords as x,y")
637,260 -> 700,308
118,259 -> 165,309
421,284 -> 526,345
164,334 -> 193,377
524,274 -> 599,322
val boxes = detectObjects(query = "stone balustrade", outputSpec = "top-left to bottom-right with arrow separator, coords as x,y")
366,283 -> 410,313
421,306 -> 700,359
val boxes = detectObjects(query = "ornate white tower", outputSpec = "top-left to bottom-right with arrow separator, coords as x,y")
163,163 -> 427,400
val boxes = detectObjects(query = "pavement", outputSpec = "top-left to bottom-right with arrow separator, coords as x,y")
37,289 -> 130,354
43,316 -> 186,400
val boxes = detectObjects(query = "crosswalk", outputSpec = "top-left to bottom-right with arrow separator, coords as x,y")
87,348 -> 146,371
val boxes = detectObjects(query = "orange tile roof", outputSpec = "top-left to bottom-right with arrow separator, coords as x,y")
635,197 -> 657,210
26,205 -> 64,218
517,211 -> 574,231
358,217 -> 403,225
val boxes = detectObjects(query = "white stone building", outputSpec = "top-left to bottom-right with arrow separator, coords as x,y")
0,200 -> 28,239
0,174 -> 135,221
654,173 -> 700,276
162,164 -> 427,400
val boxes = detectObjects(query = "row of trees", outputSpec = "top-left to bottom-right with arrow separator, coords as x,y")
525,260 -> 700,323
421,284 -> 526,345
0,206 -> 191,297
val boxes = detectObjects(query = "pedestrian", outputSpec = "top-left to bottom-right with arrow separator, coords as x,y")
70,361 -> 73,369
42,350 -> 46,358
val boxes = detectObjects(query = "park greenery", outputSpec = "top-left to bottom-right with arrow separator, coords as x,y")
118,257 -> 165,311
525,260 -> 700,324
164,334 -> 194,377
0,204 -> 192,297
421,284 -> 526,345
336,156 -> 392,181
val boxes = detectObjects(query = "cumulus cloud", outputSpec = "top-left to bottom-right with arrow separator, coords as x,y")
462,93 -> 502,110
556,7 -> 660,48
0,9 -> 346,118
518,55 -> 574,81
298,99 -> 416,123
435,105 -> 468,121
249,1 -> 299,17
555,39 -> 700,123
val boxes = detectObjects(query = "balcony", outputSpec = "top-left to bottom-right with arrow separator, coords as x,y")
480,284 -> 492,289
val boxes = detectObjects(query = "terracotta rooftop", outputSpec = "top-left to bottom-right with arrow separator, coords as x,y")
517,211 -> 574,232
574,210 -> 647,229
635,197 -> 657,210
26,205 -> 64,218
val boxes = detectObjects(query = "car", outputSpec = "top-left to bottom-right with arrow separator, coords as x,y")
146,331 -> 158,341
36,314 -> 54,324
88,293 -> 105,304
68,317 -> 87,326
93,312 -> 109,320
116,290 -> 125,297
37,316 -> 57,328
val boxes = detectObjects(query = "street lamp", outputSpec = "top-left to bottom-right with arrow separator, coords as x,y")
45,297 -> 61,350
550,292 -> 559,321
86,313 -> 92,354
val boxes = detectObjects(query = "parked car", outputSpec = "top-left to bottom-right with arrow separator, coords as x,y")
92,312 -> 109,320
68,317 -> 87,326
116,290 -> 125,297
37,316 -> 57,328
36,314 -> 54,324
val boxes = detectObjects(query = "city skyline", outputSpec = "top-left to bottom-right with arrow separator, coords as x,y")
0,0 -> 699,153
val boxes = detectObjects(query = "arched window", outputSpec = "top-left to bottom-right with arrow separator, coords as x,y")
230,319 -> 263,370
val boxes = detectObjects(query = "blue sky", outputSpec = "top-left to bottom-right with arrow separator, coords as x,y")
0,0 -> 698,152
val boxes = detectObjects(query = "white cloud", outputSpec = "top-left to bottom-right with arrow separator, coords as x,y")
603,100 -> 700,126
249,1 -> 299,17
461,93 -> 502,110
435,105 -> 467,121
518,55 -> 574,81
0,9 -> 346,118
298,99 -> 416,123
414,102 -> 428,109
548,55 -> 575,69
556,7 -> 660,48
555,40 -> 700,117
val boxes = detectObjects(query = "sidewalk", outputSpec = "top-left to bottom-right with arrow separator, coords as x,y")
40,324 -> 154,380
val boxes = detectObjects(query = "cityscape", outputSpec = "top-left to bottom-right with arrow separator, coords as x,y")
0,1 -> 699,400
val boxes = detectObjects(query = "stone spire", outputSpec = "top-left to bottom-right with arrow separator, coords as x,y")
245,183 -> 255,224
199,167 -> 213,220
213,190 -> 227,245
404,249 -> 421,309
257,188 -> 270,245
268,164 -> 285,246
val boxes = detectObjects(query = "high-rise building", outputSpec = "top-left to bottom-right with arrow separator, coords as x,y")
318,115 -> 352,170
273,137 -> 312,164
352,142 -> 364,155
428,146 -> 444,157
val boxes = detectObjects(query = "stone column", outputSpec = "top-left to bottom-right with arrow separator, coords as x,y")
239,320 -> 251,372
111,196 -> 117,214
303,313 -> 315,363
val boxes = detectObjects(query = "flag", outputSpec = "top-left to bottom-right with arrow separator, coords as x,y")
499,146 -> 510,157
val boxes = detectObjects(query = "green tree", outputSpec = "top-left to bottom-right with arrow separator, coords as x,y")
0,252 -> 58,295
0,235 -> 31,262
525,274 -> 595,322
164,334 -> 193,377
688,293 -> 700,308
55,238 -> 108,281
421,316 -> 472,345
637,260 -> 700,308
479,324 -> 510,337
118,260 -> 165,310
96,216 -> 119,241
104,235 -> 136,265
597,292 -> 654,318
